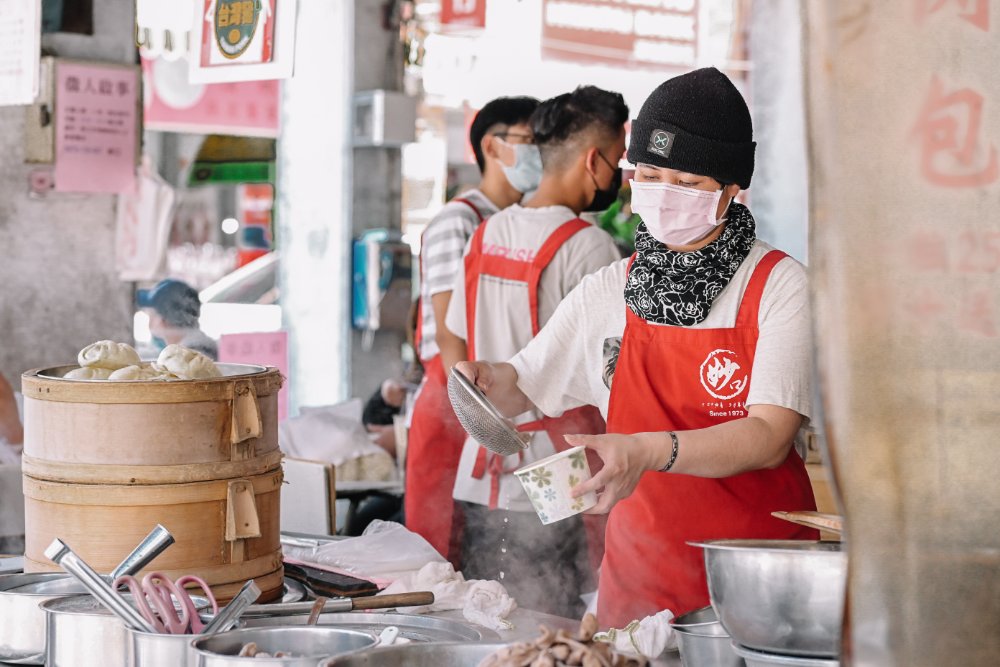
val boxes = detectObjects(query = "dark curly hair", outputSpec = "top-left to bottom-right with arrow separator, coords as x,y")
531,86 -> 629,170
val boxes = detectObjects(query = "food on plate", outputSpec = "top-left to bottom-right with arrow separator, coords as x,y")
156,344 -> 222,380
64,366 -> 113,380
78,340 -> 142,370
108,364 -> 177,381
237,642 -> 295,658
477,614 -> 648,667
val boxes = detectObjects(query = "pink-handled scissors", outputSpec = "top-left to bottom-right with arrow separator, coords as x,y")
113,571 -> 218,634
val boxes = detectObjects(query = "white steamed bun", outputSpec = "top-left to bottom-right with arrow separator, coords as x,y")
78,341 -> 141,370
64,367 -> 113,380
156,344 -> 221,380
108,364 -> 177,381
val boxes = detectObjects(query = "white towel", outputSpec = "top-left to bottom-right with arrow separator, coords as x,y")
380,561 -> 517,632
594,608 -> 678,659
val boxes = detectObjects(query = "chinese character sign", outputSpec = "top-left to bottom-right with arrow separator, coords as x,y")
916,0 -> 989,31
201,0 -> 275,67
912,76 -> 998,188
54,62 -> 138,194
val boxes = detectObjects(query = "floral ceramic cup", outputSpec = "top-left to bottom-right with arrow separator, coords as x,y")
514,446 -> 597,525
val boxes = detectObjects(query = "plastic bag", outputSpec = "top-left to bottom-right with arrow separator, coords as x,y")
282,520 -> 445,581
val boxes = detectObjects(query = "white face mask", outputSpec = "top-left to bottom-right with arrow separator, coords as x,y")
497,141 -> 543,194
630,179 -> 730,246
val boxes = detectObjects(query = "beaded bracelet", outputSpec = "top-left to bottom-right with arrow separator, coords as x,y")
658,431 -> 680,472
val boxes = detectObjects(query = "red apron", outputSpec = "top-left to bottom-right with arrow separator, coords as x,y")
405,197 -> 485,562
463,216 -> 609,570
598,250 -> 818,627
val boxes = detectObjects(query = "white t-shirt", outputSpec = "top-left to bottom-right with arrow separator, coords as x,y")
417,189 -> 499,361
446,204 -> 622,511
509,240 -> 813,425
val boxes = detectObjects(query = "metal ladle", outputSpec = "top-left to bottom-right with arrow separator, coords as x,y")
200,579 -> 262,635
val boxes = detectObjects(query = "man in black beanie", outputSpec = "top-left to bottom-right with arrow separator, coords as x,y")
454,67 -> 818,628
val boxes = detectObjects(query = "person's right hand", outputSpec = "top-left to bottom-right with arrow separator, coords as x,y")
453,361 -> 496,393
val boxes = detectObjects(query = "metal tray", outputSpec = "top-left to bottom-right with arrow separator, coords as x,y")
33,363 -> 269,381
245,611 -> 499,643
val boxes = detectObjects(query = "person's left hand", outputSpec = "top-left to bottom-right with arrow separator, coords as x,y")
564,432 -> 660,514
380,380 -> 407,408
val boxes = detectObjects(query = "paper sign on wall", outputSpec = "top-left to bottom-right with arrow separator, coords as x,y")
219,331 -> 289,420
0,0 -> 41,106
54,62 -> 138,194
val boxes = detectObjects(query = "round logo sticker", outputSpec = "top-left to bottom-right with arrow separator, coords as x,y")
699,349 -> 748,400
652,131 -> 671,150
215,0 -> 262,59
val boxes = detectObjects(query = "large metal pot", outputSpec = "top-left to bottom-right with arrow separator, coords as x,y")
693,540 -> 846,658
0,573 -> 90,664
41,592 -> 213,667
670,606 -> 745,667
320,642 -> 509,666
191,626 -> 377,666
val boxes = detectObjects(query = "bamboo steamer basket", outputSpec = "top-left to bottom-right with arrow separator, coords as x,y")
21,364 -> 283,484
19,364 -> 285,602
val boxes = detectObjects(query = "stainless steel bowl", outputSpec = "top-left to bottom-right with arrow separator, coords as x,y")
192,626 -> 377,666
129,629 -> 202,667
244,611 -> 493,643
693,540 -> 846,658
320,642 -> 509,666
670,606 -> 745,667
0,572 -> 88,664
732,643 -> 840,666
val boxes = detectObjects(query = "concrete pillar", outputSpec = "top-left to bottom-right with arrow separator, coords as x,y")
805,2 -> 1000,664
278,0 -> 406,411
0,0 -> 136,387
748,0 -> 810,262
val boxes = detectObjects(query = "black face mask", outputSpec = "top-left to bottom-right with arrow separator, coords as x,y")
585,152 -> 623,213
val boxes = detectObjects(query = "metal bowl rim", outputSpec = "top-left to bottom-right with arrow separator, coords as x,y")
31,363 -> 271,381
732,642 -> 840,665
690,539 -> 844,554
192,625 -> 378,658
0,572 -> 78,596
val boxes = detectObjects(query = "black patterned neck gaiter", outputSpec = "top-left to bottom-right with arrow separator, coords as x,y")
624,202 -> 757,326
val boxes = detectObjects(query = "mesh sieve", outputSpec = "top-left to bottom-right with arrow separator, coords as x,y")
447,368 -> 530,457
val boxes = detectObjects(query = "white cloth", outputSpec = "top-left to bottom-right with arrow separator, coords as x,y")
380,561 -> 517,632
509,240 -> 814,423
417,189 -> 499,361
445,205 -> 621,511
115,158 -> 175,281
278,399 -> 386,467
594,608 -> 678,659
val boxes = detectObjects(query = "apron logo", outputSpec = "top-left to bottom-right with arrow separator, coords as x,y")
700,349 -> 748,400
648,129 -> 675,158
214,0 -> 262,59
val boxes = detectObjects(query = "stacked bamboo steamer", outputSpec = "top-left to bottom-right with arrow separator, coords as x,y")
19,363 -> 285,603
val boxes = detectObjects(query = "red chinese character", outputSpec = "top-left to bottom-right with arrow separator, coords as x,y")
957,288 -> 998,337
917,0 -> 989,31
912,76 -> 999,188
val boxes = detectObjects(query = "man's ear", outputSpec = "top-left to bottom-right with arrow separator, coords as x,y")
482,134 -> 500,162
724,183 -> 741,199
583,146 -> 600,176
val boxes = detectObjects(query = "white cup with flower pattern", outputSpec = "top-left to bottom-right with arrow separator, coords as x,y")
514,446 -> 597,525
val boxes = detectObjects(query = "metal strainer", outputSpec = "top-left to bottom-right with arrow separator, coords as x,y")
447,367 -> 530,456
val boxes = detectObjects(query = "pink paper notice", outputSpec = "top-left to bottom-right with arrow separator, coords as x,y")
54,62 -> 138,194
219,331 -> 289,420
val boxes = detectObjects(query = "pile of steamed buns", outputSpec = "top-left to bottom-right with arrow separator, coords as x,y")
63,341 -> 221,381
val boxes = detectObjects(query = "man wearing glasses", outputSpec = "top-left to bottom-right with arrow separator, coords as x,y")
406,96 -> 541,564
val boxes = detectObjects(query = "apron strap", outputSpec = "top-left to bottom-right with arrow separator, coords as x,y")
735,250 -> 788,329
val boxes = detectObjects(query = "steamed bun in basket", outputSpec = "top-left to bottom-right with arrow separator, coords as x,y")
108,364 -> 177,381
64,367 -> 113,380
156,344 -> 221,380
77,341 -> 141,370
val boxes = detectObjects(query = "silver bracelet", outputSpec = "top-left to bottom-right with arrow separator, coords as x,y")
658,431 -> 679,472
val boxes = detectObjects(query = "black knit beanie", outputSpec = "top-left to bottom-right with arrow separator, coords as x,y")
627,67 -> 756,189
